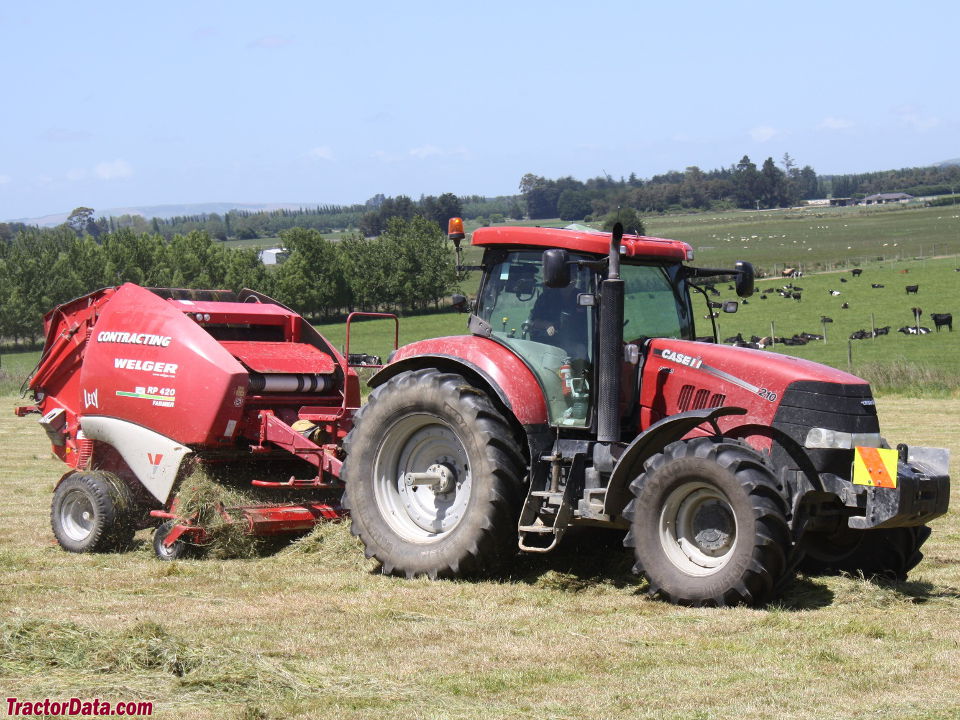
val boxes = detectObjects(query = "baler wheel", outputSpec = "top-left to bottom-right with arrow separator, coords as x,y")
50,471 -> 136,553
798,524 -> 931,581
152,520 -> 195,561
343,368 -> 524,579
624,437 -> 791,607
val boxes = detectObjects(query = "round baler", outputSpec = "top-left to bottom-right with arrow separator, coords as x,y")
19,283 -> 360,556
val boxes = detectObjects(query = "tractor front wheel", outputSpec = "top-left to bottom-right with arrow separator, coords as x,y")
342,369 -> 525,579
625,437 -> 792,606
50,471 -> 136,553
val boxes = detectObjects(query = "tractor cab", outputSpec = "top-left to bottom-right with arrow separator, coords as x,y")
472,244 -> 694,427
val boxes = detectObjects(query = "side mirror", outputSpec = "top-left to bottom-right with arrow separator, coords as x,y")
451,293 -> 468,313
735,261 -> 755,297
542,248 -> 571,288
723,300 -> 739,313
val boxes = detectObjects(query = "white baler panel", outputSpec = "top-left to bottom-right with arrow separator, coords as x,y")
80,416 -> 192,503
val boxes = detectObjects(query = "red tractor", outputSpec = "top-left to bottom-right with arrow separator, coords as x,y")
341,221 -> 951,605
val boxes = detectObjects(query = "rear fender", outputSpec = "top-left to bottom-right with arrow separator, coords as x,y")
603,407 -> 747,518
370,336 -> 549,426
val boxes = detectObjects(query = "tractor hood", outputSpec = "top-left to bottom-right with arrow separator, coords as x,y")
638,338 -> 870,433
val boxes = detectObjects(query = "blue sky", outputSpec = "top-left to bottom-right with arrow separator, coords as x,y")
2,0 -> 957,221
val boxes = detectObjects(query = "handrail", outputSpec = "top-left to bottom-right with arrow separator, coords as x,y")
345,312 -> 399,368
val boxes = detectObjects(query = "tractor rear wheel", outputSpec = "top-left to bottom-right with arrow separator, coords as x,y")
51,471 -> 136,553
342,369 -> 525,579
625,437 -> 792,606
799,524 -> 931,581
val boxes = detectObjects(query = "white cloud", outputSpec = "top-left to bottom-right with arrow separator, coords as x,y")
894,105 -> 940,132
410,145 -> 442,159
248,35 -> 293,49
409,145 -> 470,160
308,146 -> 333,161
94,159 -> 133,180
819,116 -> 854,130
0,174 -> 10,185
749,126 -> 778,143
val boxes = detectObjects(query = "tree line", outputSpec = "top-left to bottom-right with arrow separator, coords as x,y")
518,153 -> 822,220
822,163 -> 960,199
0,216 -> 457,345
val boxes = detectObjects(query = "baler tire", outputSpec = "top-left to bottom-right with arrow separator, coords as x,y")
50,471 -> 136,553
798,524 -> 932,581
152,520 -> 195,561
342,368 -> 525,579
624,437 -> 792,607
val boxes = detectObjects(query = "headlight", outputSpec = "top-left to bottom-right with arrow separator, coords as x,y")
804,428 -> 882,450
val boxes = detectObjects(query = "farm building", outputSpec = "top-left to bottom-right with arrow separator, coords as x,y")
863,192 -> 914,205
258,247 -> 287,265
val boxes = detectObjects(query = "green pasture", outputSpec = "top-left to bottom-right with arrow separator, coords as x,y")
0,350 -> 40,395
709,256 -> 960,377
646,202 -> 960,273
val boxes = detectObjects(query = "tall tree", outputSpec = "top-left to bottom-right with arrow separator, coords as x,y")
733,156 -> 761,208
66,207 -> 95,235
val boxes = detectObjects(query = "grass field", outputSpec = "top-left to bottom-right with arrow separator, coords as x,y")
1,393 -> 958,719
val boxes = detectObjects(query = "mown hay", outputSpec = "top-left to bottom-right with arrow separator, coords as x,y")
279,520 -> 374,572
0,618 -> 304,698
0,618 -> 203,676
171,461 -> 342,560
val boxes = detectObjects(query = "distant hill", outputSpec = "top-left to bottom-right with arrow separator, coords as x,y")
10,202 -> 314,227
935,158 -> 960,168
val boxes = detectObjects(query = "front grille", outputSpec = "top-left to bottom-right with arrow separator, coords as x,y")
772,380 -> 879,476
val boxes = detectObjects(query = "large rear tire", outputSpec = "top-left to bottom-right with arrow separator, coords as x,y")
799,524 -> 931,581
624,437 -> 792,606
51,471 -> 137,553
342,369 -> 525,579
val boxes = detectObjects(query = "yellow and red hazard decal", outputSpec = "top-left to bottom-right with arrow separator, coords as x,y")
852,447 -> 899,488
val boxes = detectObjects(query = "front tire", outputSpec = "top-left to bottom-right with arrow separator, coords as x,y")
342,369 -> 525,579
51,471 -> 136,553
624,437 -> 792,606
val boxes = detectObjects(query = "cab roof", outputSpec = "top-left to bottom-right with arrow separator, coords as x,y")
471,225 -> 693,262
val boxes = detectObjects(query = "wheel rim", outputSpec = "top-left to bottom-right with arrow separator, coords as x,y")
659,481 -> 737,576
59,488 -> 96,543
155,524 -> 181,559
373,413 -> 471,542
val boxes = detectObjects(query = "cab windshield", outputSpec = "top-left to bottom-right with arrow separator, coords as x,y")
621,263 -> 693,342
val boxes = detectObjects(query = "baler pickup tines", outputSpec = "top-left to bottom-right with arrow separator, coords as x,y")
150,500 -> 345,557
